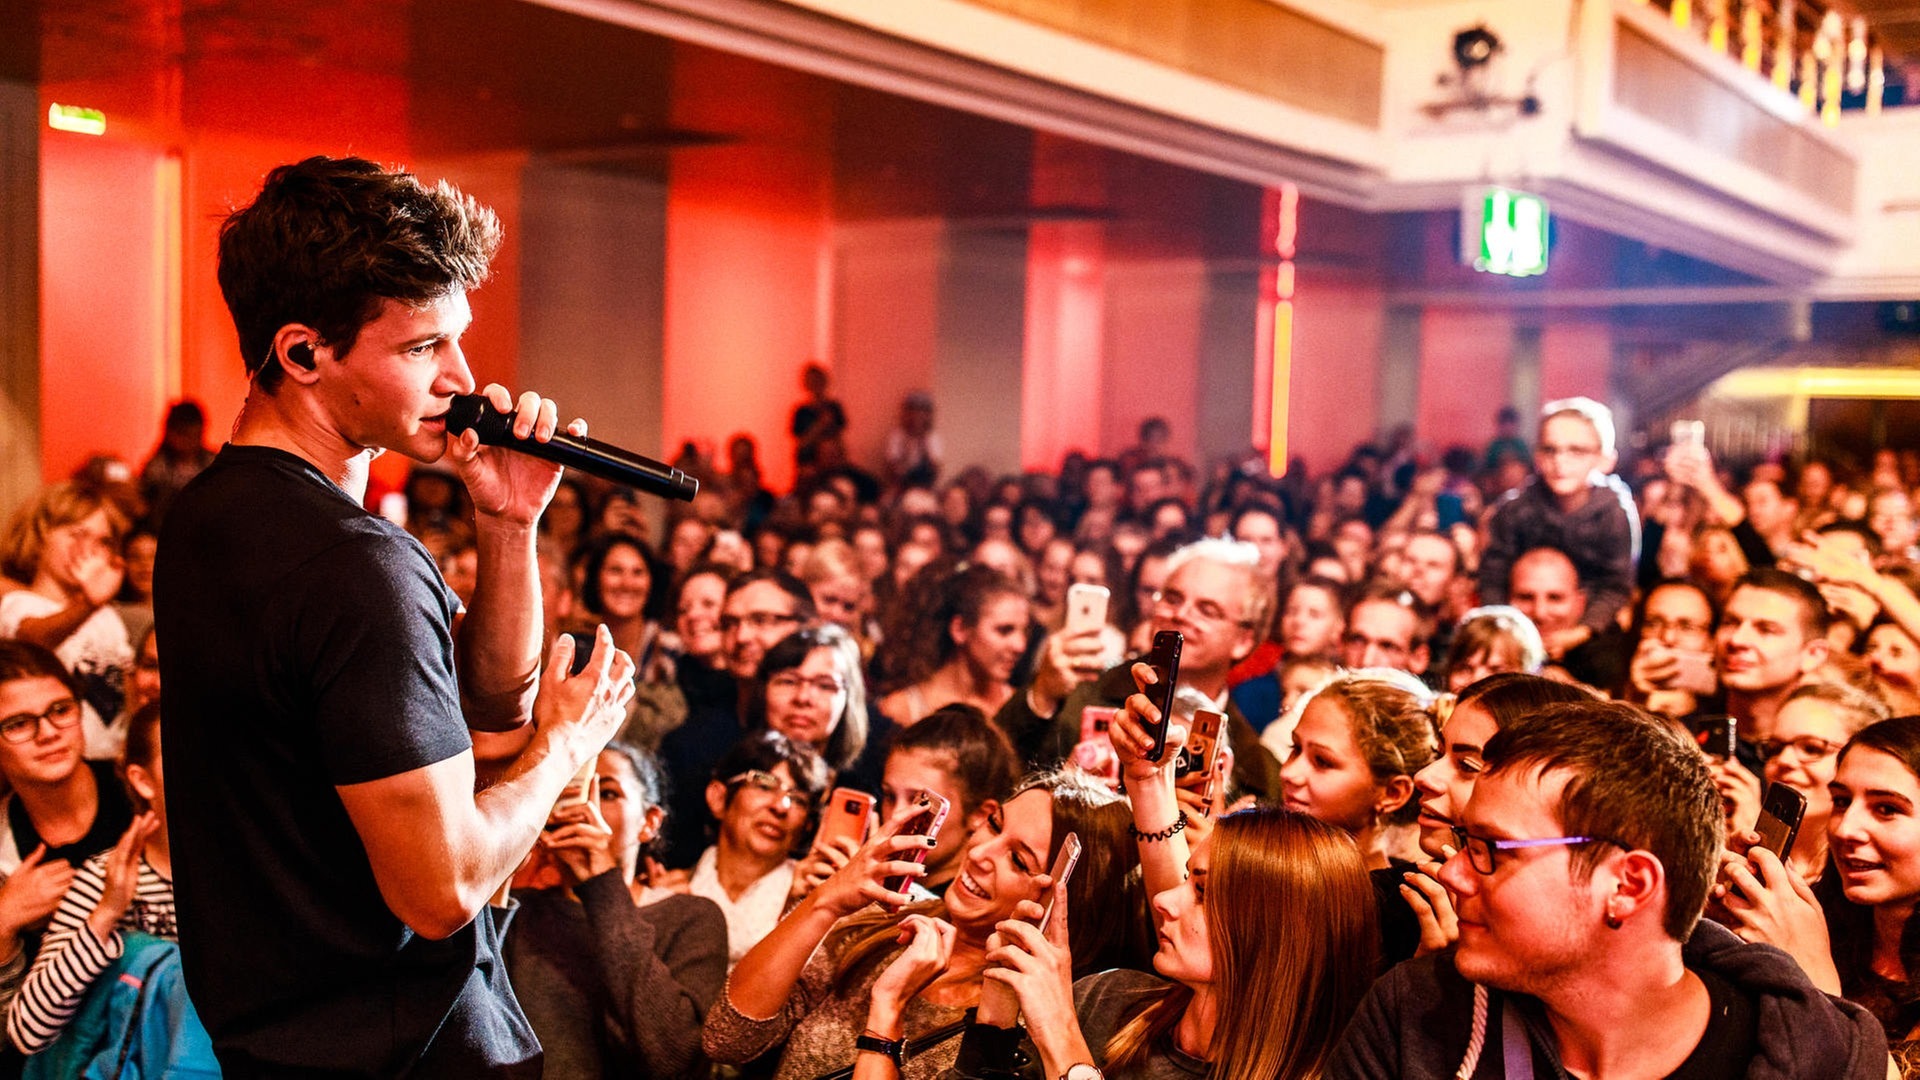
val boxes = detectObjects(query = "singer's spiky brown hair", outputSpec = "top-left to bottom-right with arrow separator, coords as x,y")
218,155 -> 502,393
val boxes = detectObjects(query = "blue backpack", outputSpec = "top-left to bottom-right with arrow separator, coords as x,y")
22,932 -> 221,1079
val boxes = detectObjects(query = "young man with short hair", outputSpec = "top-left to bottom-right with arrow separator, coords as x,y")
1716,568 -> 1832,742
1329,700 -> 1887,1078
157,157 -> 636,1077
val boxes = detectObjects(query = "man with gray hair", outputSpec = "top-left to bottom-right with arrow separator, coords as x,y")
994,537 -> 1282,800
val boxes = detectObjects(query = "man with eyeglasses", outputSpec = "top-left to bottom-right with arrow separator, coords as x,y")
1627,579 -> 1722,719
658,569 -> 817,869
1330,700 -> 1887,1079
1478,398 -> 1639,651
995,538 -> 1283,801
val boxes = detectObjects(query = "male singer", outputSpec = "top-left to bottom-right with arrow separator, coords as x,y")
154,156 -> 633,1077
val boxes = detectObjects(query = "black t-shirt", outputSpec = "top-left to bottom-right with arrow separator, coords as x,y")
1664,967 -> 1757,1080
1513,964 -> 1756,1079
154,445 -> 539,1078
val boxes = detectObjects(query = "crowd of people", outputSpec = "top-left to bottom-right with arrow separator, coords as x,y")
18,149 -> 1920,1076
7,379 -> 1920,1077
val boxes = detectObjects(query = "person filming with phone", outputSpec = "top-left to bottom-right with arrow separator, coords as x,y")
996,538 -> 1282,802
945,663 -> 1379,1080
154,156 -> 637,1078
702,769 -> 1143,1080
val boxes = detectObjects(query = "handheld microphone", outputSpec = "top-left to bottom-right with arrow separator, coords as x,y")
444,395 -> 699,503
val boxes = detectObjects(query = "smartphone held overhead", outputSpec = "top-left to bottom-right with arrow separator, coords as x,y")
1143,630 -> 1183,763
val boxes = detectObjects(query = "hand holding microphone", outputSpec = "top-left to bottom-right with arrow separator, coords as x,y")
446,390 -> 698,503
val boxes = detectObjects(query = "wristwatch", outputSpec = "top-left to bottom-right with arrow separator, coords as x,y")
856,1032 -> 904,1066
1060,1064 -> 1103,1080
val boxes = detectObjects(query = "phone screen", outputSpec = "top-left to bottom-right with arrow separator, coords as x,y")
1144,631 -> 1183,763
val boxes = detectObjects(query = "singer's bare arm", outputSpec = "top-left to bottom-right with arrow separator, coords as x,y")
339,629 -> 635,938
447,385 -> 585,732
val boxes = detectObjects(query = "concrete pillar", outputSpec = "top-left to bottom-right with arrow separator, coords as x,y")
0,79 -> 37,512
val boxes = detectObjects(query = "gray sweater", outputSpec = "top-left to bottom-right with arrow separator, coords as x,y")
504,873 -> 728,1080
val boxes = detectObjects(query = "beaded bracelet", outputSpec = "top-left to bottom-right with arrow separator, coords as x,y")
1127,812 -> 1188,843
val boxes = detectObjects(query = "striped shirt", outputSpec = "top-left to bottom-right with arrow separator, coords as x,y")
6,851 -> 175,1054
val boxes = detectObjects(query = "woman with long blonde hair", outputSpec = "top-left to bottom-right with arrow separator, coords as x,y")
956,665 -> 1378,1080
701,768 -> 1146,1080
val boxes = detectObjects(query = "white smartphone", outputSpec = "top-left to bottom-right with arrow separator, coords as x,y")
1065,583 -> 1110,635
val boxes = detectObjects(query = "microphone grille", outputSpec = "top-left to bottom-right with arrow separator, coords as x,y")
443,395 -> 490,437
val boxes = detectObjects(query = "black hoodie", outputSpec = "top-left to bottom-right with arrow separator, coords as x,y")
1328,919 -> 1888,1079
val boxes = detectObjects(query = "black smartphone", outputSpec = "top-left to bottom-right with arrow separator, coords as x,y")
1754,782 -> 1808,861
1687,714 -> 1737,760
1143,630 -> 1183,763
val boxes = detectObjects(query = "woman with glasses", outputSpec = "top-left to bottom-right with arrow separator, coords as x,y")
1625,578 -> 1721,718
750,623 -> 875,787
0,641 -> 136,1012
687,730 -> 830,968
703,768 -> 1145,1080
1749,682 -> 1886,882
1719,715 -> 1920,1071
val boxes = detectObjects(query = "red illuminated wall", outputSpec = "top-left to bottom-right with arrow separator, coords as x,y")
1541,320 -> 1614,406
38,51 -> 423,489
1416,310 -> 1515,450
831,221 -> 941,472
1103,260 -> 1203,460
1289,283 -> 1385,476
662,49 -> 834,495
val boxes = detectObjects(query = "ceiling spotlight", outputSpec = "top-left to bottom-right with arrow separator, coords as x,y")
1453,26 -> 1502,71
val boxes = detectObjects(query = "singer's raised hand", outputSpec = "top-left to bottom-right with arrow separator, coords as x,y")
450,384 -> 589,525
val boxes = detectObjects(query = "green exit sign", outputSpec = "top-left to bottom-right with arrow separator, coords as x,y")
1463,187 -> 1549,277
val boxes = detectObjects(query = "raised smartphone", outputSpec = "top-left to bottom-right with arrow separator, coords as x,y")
1072,707 -> 1121,785
1754,782 -> 1808,861
812,788 -> 874,853
1688,714 -> 1738,760
1143,630 -> 1183,763
1670,650 -> 1718,696
1671,419 -> 1705,451
1176,709 -> 1226,808
1065,583 -> 1110,635
882,792 -> 951,905
1036,832 -> 1082,934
